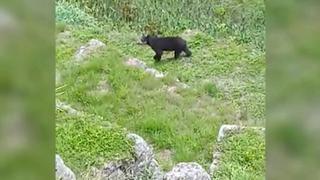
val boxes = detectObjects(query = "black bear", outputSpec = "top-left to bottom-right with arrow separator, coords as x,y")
141,35 -> 192,61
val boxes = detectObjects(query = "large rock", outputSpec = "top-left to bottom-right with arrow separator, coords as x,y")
97,161 -> 128,180
74,39 -> 106,62
98,133 -> 163,180
55,154 -> 76,180
164,162 -> 211,180
126,133 -> 163,180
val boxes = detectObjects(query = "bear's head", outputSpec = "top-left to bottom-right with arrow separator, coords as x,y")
140,34 -> 150,44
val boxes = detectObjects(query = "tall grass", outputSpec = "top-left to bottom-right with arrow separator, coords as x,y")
57,0 -> 265,49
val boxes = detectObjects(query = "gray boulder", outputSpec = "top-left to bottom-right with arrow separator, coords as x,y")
126,133 -> 163,180
164,162 -> 211,180
98,133 -> 163,180
98,161 -> 128,180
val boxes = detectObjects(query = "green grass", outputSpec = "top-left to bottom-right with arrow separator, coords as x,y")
55,0 -> 265,177
104,30 -> 265,125
213,129 -> 265,179
56,38 -> 232,170
56,24 -> 265,170
57,0 -> 265,50
56,110 -> 133,174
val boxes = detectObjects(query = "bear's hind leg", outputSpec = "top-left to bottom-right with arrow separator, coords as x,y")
174,50 -> 182,59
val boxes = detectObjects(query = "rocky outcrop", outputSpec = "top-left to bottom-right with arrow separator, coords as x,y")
96,133 -> 212,180
57,129 -> 212,180
55,154 -> 76,180
164,162 -> 211,180
74,39 -> 106,62
126,133 -> 163,179
96,133 -> 163,180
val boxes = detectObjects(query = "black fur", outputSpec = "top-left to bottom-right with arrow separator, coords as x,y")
141,35 -> 192,61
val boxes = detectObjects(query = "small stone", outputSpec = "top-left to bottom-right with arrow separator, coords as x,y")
125,58 -> 165,79
167,86 -> 178,93
217,124 -> 240,142
125,58 -> 147,69
56,100 -> 80,115
74,39 -> 106,62
145,68 -> 165,78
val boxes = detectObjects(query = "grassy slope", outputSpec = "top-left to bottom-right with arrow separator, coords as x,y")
56,24 -> 264,171
55,0 -> 265,177
106,30 -> 265,125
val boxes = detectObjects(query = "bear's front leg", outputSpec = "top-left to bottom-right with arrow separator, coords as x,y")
153,55 -> 161,62
153,50 -> 163,62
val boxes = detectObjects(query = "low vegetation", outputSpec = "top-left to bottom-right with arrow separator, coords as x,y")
56,110 -> 133,174
56,0 -> 265,50
55,0 -> 265,178
213,129 -> 265,179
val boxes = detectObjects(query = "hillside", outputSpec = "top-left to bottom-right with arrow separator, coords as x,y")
55,0 -> 265,179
